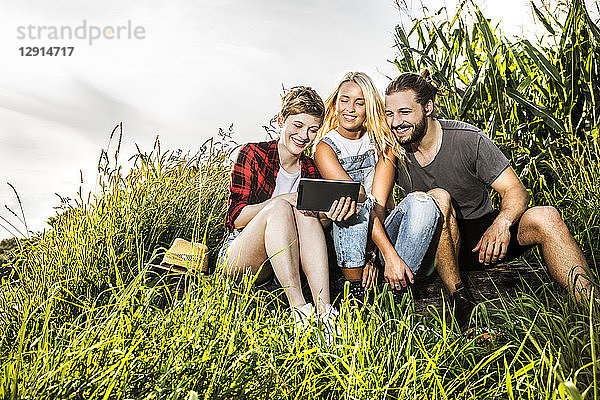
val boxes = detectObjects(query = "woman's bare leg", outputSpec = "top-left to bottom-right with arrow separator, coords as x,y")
293,209 -> 331,314
226,198 -> 307,308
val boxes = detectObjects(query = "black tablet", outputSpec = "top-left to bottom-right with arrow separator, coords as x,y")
297,178 -> 361,212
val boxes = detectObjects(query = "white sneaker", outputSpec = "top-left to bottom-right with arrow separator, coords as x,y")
292,303 -> 315,332
319,304 -> 340,345
320,303 -> 339,320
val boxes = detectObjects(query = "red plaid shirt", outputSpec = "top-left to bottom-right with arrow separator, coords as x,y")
226,139 -> 320,232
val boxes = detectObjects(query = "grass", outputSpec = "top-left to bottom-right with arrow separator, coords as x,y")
1,263 -> 598,398
1,0 -> 600,398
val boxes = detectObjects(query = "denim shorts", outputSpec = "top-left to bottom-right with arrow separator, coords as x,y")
217,228 -> 242,267
330,197 -> 375,268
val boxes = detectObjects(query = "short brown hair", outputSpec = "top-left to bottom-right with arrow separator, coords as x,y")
280,86 -> 325,122
385,69 -> 438,106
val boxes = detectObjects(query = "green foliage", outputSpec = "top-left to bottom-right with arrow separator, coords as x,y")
392,0 -> 599,158
1,271 -> 599,399
0,238 -> 19,266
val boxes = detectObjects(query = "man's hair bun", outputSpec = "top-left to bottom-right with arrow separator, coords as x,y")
385,69 -> 438,107
420,68 -> 432,81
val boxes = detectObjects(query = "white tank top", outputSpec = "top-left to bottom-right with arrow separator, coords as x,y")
322,130 -> 377,160
270,167 -> 301,198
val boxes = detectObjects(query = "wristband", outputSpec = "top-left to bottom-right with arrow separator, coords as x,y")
366,250 -> 377,263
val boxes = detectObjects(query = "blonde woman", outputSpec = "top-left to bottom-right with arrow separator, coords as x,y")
314,72 -> 440,294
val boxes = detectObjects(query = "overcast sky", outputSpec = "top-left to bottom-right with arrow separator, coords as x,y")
0,0 -> 575,239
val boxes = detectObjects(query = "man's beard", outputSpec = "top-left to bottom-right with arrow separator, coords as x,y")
391,114 -> 427,146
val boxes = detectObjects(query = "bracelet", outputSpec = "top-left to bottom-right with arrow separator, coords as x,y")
366,250 -> 377,263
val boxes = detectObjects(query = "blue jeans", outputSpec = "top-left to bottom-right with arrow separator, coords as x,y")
380,192 -> 440,273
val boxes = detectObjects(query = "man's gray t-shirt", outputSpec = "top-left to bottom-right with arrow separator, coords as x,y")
395,119 -> 510,220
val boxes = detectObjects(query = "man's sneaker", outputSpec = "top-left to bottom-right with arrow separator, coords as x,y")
291,303 -> 315,332
449,283 -> 476,332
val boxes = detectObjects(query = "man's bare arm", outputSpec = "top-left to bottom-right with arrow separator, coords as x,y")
474,166 -> 529,264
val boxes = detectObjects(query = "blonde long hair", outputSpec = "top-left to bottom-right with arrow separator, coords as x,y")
318,71 -> 405,161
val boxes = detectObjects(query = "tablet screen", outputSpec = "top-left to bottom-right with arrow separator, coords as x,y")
297,178 -> 360,212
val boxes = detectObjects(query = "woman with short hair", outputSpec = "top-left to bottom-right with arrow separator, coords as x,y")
219,86 -> 352,326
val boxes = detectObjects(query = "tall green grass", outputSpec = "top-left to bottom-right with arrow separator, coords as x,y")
0,124 -> 233,350
2,265 -> 599,399
0,1 -> 599,398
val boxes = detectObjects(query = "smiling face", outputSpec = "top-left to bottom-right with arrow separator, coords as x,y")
278,113 -> 321,156
335,81 -> 367,136
385,89 -> 432,146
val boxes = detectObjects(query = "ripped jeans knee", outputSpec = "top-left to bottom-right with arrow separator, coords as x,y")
380,192 -> 440,273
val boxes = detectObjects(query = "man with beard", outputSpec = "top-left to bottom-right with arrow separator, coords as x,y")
370,70 -> 593,321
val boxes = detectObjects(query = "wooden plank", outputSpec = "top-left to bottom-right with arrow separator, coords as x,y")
410,262 -> 551,313
325,262 -> 552,313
